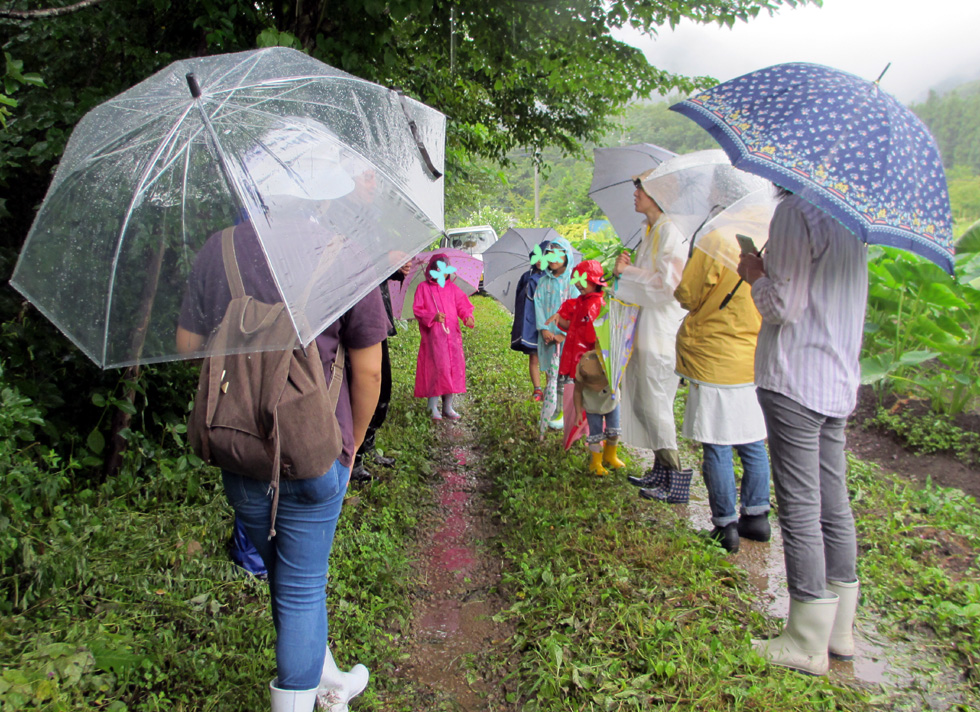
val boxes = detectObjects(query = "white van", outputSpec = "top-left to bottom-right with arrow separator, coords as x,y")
441,225 -> 498,258
440,226 -> 498,291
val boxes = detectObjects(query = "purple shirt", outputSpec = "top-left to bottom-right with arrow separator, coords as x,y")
179,222 -> 390,466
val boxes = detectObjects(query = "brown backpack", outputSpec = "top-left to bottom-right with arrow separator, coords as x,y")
187,227 -> 345,538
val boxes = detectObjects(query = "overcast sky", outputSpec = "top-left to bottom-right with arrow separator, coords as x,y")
614,0 -> 980,104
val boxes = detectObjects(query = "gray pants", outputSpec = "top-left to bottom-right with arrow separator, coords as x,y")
757,389 -> 857,601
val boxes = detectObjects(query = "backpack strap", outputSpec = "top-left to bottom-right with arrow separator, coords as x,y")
220,227 -> 246,300
327,344 -> 345,404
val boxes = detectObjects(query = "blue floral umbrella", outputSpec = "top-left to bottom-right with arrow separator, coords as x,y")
670,62 -> 955,274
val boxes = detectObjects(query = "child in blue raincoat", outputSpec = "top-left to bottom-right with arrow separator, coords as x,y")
510,240 -> 551,401
533,236 -> 578,435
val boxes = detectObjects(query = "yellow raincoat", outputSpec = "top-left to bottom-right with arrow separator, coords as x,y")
674,246 -> 761,386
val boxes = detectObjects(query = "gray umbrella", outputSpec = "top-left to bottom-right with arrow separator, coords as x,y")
483,227 -> 575,313
589,143 -> 676,249
10,47 -> 445,368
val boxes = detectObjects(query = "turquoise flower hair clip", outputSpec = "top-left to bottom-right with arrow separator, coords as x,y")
429,260 -> 456,287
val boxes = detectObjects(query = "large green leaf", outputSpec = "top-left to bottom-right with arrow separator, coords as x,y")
956,218 -> 980,254
860,353 -> 894,384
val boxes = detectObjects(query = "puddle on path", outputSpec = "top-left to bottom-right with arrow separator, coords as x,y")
395,414 -> 512,710
630,446 -> 973,709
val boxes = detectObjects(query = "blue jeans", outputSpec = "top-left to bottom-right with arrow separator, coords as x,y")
223,459 -> 349,690
701,440 -> 771,528
585,404 -> 621,445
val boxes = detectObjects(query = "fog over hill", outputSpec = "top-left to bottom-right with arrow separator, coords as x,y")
616,0 -> 980,106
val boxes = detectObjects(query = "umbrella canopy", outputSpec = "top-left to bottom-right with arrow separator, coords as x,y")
692,186 -> 779,273
670,62 -> 955,274
636,150 -> 770,245
590,143 -> 677,249
594,297 -> 640,398
482,227 -> 562,313
389,249 -> 483,321
10,47 -> 446,368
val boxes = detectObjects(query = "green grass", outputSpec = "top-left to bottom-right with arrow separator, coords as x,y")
465,295 -> 980,710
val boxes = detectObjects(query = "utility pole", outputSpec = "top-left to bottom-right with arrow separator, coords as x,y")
534,163 -> 540,224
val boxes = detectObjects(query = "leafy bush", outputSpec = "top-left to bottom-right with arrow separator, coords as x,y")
860,245 -> 980,415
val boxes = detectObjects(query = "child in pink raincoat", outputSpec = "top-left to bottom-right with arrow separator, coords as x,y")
413,253 -> 476,420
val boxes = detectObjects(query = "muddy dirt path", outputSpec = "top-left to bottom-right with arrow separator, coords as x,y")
630,446 -> 973,709
394,413 -> 513,710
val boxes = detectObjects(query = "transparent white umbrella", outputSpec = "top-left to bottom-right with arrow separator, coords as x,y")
636,149 -> 770,247
692,186 -> 780,273
10,47 -> 446,368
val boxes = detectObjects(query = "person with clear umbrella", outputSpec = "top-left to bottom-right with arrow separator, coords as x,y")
176,147 -> 386,711
613,170 -> 690,500
737,186 -> 867,675
672,208 -> 772,553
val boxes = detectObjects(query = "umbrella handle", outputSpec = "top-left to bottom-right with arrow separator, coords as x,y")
720,242 -> 767,309
718,279 -> 742,310
395,90 -> 443,180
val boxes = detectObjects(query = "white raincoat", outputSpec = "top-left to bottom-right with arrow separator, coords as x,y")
614,215 -> 687,451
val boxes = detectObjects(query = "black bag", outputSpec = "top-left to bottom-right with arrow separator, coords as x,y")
188,227 -> 345,538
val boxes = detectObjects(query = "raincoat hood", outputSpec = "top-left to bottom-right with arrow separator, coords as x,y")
543,236 -> 577,284
425,252 -> 452,284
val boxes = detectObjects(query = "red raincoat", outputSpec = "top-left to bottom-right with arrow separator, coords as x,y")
556,290 -> 605,379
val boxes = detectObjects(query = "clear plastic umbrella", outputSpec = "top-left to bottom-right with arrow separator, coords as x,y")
482,227 -> 562,313
637,150 -> 770,246
590,143 -> 677,249
692,186 -> 780,273
594,297 -> 640,399
10,47 -> 445,368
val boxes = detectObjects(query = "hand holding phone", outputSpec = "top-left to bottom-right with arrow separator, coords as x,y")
736,233 -> 758,256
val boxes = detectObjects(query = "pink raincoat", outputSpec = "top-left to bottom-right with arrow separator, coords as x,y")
413,255 -> 475,397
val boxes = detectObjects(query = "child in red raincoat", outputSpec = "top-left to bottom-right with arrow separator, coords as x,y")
549,260 -> 625,475
413,253 -> 476,420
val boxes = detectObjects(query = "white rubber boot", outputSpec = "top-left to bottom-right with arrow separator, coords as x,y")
752,592 -> 839,675
427,396 -> 442,420
269,679 -> 317,712
827,579 -> 859,660
442,393 -> 461,420
319,648 -> 369,710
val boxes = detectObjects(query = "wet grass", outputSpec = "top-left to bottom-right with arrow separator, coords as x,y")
463,296 -> 980,711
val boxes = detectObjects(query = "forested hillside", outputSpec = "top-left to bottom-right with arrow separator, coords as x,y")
912,81 -> 980,174
453,85 -> 980,236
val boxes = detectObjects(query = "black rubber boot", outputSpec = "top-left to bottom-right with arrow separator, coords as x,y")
737,513 -> 772,542
349,459 -> 373,483
706,523 -> 740,553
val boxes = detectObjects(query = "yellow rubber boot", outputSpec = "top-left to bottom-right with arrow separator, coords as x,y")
602,439 -> 626,469
589,449 -> 609,476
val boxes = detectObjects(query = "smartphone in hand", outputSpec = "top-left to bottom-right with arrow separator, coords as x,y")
736,233 -> 758,256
